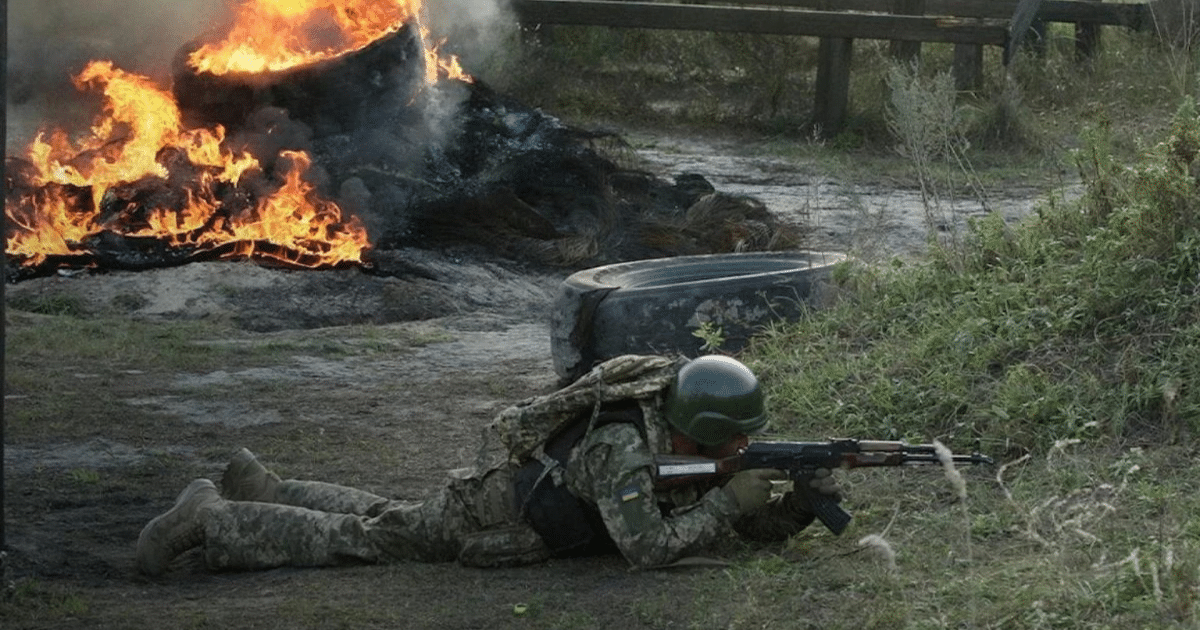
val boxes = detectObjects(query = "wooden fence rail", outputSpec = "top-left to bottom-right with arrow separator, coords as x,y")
513,0 -> 1153,134
514,1 -> 1010,43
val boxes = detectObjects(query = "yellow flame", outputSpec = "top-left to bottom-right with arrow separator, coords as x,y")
8,62 -> 370,268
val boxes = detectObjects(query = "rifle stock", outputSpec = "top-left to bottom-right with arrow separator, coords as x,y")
653,438 -> 994,535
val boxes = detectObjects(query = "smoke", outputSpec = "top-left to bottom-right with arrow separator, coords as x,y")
6,0 -> 516,154
7,0 -> 231,151
423,0 -> 517,75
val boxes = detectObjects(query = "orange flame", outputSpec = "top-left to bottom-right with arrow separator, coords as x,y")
130,151 -> 370,267
189,0 -> 471,84
7,61 -> 369,268
5,0 -> 480,271
27,61 -> 259,212
421,27 -> 472,84
217,151 -> 369,267
188,0 -> 416,75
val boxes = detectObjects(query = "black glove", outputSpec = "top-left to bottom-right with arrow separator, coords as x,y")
723,468 -> 787,513
731,468 -> 840,541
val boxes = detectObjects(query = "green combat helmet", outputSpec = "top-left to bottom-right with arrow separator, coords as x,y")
664,355 -> 767,446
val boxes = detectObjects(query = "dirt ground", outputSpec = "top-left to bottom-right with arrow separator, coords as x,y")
2,254 -> 672,630
0,135 -> 1060,629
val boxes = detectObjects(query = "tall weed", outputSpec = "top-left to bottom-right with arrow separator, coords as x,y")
751,95 -> 1200,451
884,62 -> 988,251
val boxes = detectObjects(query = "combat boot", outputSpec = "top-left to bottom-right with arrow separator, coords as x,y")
136,478 -> 223,576
220,447 -> 281,502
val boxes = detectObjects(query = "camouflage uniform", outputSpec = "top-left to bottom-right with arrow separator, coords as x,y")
193,395 -> 816,571
200,464 -> 549,570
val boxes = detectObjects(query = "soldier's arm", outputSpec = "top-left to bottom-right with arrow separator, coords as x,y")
570,425 -> 742,568
731,491 -> 818,542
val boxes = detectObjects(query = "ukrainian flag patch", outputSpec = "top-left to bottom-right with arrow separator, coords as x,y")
619,485 -> 641,502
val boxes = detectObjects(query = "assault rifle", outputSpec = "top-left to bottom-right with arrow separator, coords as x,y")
653,438 -> 994,535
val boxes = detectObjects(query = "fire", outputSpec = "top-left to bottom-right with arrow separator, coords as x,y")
422,27 -> 472,84
26,61 -> 259,215
5,0 -> 476,272
7,60 -> 368,269
190,151 -> 370,267
189,0 -> 471,84
188,0 -> 416,75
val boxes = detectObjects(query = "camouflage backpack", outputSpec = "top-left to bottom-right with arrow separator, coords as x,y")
490,354 -> 684,462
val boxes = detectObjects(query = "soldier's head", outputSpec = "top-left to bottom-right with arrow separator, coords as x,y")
664,355 -> 766,452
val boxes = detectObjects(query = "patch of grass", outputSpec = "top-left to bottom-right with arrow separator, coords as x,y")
4,315 -> 241,435
6,314 -> 238,373
7,293 -> 88,317
748,97 -> 1200,451
700,87 -> 1200,630
668,444 -> 1200,628
487,25 -> 820,131
67,468 -> 101,485
1,579 -> 90,624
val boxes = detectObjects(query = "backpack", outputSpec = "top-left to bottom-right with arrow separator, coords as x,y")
490,354 -> 683,462
492,354 -> 683,557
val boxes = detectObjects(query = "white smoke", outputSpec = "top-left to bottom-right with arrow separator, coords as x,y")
422,0 -> 517,76
7,0 -> 231,151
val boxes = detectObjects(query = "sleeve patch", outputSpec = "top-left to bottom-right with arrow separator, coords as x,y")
619,485 -> 641,502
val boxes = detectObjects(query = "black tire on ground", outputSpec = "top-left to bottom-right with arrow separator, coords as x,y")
550,251 -> 845,382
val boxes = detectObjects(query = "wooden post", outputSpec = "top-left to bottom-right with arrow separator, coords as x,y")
814,37 -> 854,137
890,0 -> 925,65
1076,0 -> 1102,62
953,43 -> 983,91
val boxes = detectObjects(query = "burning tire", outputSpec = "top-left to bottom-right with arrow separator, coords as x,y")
550,251 -> 845,382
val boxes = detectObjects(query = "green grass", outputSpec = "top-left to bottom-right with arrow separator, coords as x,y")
743,97 -> 1200,451
690,90 -> 1200,629
1,580 -> 91,625
649,443 -> 1200,628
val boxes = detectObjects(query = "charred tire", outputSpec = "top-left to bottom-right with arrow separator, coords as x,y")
551,251 -> 845,382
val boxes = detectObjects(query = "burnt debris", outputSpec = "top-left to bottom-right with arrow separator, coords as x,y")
6,24 -> 804,282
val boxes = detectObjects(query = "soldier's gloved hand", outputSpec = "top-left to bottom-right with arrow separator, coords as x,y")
723,468 -> 786,513
786,467 -> 842,515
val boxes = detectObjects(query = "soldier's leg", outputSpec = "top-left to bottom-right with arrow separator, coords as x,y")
220,448 -> 280,502
221,448 -> 390,516
137,479 -> 222,576
202,501 -> 389,570
274,480 -> 391,516
138,478 -> 460,575
438,468 -> 551,567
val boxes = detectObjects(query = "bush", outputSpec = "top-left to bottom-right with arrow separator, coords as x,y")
749,97 -> 1200,452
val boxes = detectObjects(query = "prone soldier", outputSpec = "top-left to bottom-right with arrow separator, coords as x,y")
136,355 -> 839,574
